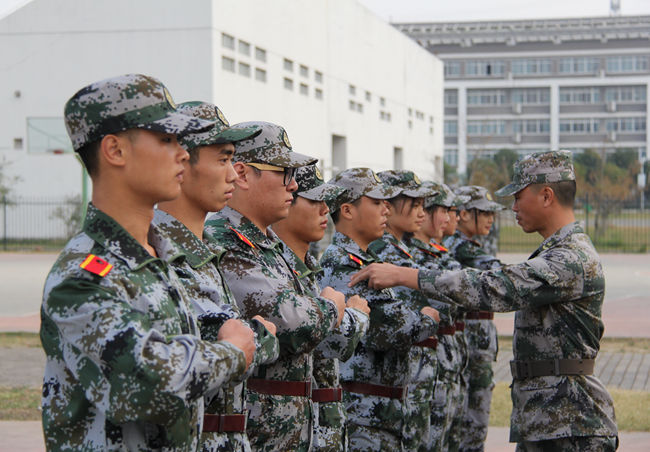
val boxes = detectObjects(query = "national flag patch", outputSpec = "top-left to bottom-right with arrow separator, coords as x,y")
348,254 -> 364,267
229,227 -> 256,249
79,254 -> 113,277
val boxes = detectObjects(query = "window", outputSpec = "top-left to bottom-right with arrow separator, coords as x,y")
300,83 -> 308,96
255,47 -> 266,62
315,71 -> 323,83
255,68 -> 267,82
605,86 -> 647,102
605,117 -> 646,132
444,89 -> 458,106
349,84 -> 356,96
357,103 -> 363,113
221,33 -> 235,49
315,88 -> 323,99
444,120 -> 458,136
365,91 -> 372,102
559,118 -> 600,133
222,56 -> 235,72
238,40 -> 250,56
408,108 -> 412,116
284,78 -> 293,90
466,60 -> 505,77
467,89 -> 506,105
444,149 -> 458,166
349,100 -> 356,111
511,59 -> 552,75
512,119 -> 550,134
284,58 -> 293,72
606,56 -> 649,73
380,97 -> 385,107
238,62 -> 251,77
444,62 -> 461,77
558,57 -> 599,74
559,87 -> 601,104
300,65 -> 309,77
467,120 -> 506,136
511,88 -> 550,104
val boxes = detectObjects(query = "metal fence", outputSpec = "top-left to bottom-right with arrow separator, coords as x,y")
496,194 -> 650,253
2,195 -> 649,253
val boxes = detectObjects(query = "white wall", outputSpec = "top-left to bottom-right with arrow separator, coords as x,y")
0,0 -> 443,204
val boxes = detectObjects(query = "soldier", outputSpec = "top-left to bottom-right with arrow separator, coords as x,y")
350,151 -> 619,451
41,74 -> 258,451
368,170 -> 440,451
153,101 -> 281,451
443,186 -> 505,452
405,181 -> 468,451
272,164 -> 370,451
203,122 -> 347,452
318,168 -> 439,451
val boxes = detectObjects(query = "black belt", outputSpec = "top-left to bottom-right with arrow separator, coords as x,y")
510,358 -> 595,379
415,337 -> 438,349
465,311 -> 494,320
247,378 -> 312,396
311,387 -> 343,402
341,381 -> 407,400
203,413 -> 247,432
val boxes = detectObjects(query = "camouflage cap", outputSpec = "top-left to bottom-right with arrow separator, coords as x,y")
377,170 -> 438,198
294,165 -> 347,202
230,121 -> 316,168
455,185 -> 504,211
495,150 -> 575,197
176,102 -> 260,150
424,182 -> 470,208
64,74 -> 214,151
328,167 -> 398,212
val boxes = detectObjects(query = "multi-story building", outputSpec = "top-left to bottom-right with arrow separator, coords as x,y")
395,15 -> 650,177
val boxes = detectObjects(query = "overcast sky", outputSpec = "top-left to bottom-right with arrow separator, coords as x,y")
2,0 -> 650,23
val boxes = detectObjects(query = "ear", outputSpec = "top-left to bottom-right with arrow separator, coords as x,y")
98,134 -> 129,168
340,203 -> 354,221
233,162 -> 249,189
540,186 -> 555,207
459,209 -> 472,222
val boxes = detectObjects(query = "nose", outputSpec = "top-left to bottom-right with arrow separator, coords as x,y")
286,178 -> 298,193
176,141 -> 189,162
320,201 -> 329,215
226,162 -> 238,183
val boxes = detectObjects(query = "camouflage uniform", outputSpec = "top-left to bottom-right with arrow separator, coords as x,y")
419,151 -> 618,450
443,186 -> 504,452
41,205 -> 248,451
281,245 -> 369,451
320,232 -> 438,451
202,122 -> 340,452
153,209 -> 280,452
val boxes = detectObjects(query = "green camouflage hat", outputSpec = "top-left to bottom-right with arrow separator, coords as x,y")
176,102 -> 260,150
495,150 -> 575,197
295,165 -> 346,202
64,74 -> 214,151
424,182 -> 470,208
455,185 -> 504,211
231,121 -> 316,168
328,167 -> 397,212
377,170 -> 438,198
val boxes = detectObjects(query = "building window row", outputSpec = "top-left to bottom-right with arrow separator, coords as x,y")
444,54 -> 650,78
349,100 -> 363,113
512,119 -> 550,134
467,120 -> 506,136
559,118 -> 600,133
467,89 -> 507,105
560,87 -> 601,104
222,33 -> 266,62
605,86 -> 647,102
605,117 -> 646,132
380,111 -> 392,122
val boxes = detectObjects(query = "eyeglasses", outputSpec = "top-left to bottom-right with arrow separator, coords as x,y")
246,162 -> 297,186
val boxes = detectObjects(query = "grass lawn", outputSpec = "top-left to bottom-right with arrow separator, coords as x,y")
0,387 -> 41,420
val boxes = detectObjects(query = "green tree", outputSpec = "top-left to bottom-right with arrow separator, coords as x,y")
466,148 -> 518,204
0,156 -> 21,198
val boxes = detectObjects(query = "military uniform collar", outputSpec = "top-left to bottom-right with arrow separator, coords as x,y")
280,243 -> 323,280
152,209 -> 217,268
331,231 -> 378,263
408,235 -> 442,256
219,206 -> 284,251
530,221 -> 582,259
83,203 -> 181,270
456,230 -> 482,247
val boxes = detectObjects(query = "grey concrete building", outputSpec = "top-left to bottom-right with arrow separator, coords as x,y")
395,15 -> 650,178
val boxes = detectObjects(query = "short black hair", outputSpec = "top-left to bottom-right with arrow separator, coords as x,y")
531,180 -> 576,208
77,140 -> 100,177
330,197 -> 362,224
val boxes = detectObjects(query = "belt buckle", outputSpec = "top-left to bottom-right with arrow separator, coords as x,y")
553,358 -> 561,376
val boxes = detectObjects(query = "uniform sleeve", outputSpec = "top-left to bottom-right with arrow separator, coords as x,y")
249,319 -> 281,367
219,248 -> 339,357
313,307 -> 369,361
458,241 -> 503,270
418,246 -> 597,312
41,278 -> 247,425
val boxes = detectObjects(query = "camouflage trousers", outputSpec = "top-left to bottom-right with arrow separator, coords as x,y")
427,374 -> 465,452
404,348 -> 437,451
200,431 -> 251,452
347,424 -> 402,452
245,392 -> 312,452
312,400 -> 347,452
515,435 -> 618,452
459,359 -> 494,452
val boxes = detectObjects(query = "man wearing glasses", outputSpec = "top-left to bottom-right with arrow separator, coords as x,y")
204,122 -> 347,452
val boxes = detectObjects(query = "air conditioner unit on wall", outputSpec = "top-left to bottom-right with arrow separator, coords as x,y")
607,101 -> 616,112
608,131 -> 617,142
514,132 -> 522,144
513,103 -> 522,114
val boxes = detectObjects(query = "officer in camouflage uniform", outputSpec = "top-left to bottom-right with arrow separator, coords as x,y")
369,170 -> 441,452
272,164 -> 370,451
405,182 -> 468,451
319,168 -> 440,451
203,122 -> 347,452
153,101 -> 281,451
442,186 -> 504,452
41,74 -> 258,451
350,151 -> 618,451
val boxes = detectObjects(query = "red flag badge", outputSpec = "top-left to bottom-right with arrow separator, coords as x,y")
229,227 -> 256,249
348,254 -> 364,267
79,254 -> 113,277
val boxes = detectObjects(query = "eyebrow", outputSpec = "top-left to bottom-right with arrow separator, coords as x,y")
219,148 -> 235,157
